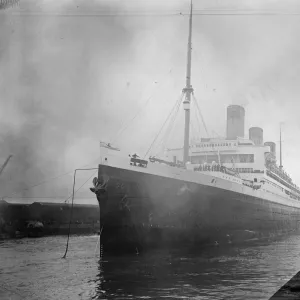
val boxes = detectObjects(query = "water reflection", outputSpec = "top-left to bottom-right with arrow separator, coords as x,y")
92,236 -> 300,299
1,235 -> 300,299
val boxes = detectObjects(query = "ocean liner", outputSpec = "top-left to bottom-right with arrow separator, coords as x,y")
90,3 -> 300,253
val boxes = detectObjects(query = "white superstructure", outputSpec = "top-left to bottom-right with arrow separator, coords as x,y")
165,134 -> 300,202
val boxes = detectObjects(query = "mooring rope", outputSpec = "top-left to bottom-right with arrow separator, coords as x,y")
62,168 -> 98,259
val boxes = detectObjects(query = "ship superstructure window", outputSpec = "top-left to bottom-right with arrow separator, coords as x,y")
191,155 -> 219,164
191,154 -> 254,164
237,168 -> 254,173
194,141 -> 239,149
240,155 -> 247,163
221,154 -> 254,164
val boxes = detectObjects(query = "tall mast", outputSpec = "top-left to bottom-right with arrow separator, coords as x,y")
279,123 -> 283,169
183,0 -> 194,165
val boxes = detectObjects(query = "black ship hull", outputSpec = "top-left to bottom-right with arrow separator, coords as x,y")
94,164 -> 300,254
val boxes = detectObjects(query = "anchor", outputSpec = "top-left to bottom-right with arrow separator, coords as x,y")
90,175 -> 110,196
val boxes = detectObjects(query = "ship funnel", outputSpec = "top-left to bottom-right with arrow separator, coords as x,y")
249,127 -> 263,145
226,105 -> 245,140
264,141 -> 276,159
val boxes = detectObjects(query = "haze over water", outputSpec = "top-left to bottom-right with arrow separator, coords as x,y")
1,234 -> 300,299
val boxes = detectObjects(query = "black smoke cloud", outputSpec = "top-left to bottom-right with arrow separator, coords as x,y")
0,0 -> 145,198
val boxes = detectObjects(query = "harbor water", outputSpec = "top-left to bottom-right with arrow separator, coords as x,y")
1,234 -> 300,299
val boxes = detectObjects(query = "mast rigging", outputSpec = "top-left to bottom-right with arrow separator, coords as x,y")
0,155 -> 12,178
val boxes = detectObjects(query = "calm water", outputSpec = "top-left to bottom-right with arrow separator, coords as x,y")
1,234 -> 300,299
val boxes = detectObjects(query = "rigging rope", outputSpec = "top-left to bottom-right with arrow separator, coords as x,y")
192,94 -> 209,137
191,99 -> 202,137
154,93 -> 184,156
162,93 -> 183,143
143,92 -> 184,158
62,168 -> 98,259
111,68 -> 173,144
64,170 -> 98,204
1,157 -> 100,201
190,119 -> 197,142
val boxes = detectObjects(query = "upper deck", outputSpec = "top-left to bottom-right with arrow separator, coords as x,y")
166,136 -> 300,198
167,137 -> 266,172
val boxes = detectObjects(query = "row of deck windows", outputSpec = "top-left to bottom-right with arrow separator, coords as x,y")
236,168 -> 253,173
191,154 -> 254,164
266,170 -> 300,197
194,142 -> 238,148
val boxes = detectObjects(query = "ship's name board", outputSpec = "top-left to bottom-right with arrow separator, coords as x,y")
191,142 -> 238,152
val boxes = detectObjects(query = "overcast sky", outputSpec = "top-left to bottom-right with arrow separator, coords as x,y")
0,0 -> 300,203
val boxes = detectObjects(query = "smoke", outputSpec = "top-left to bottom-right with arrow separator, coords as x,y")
0,0 -> 139,197
1,0 -> 300,198
0,0 -> 187,199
